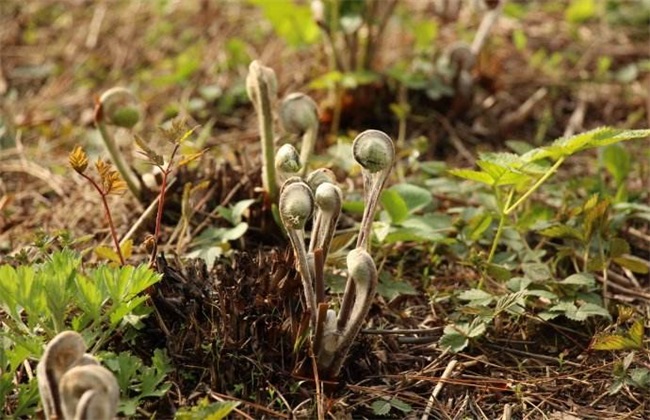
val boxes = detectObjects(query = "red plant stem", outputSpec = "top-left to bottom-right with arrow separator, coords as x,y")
149,144 -> 180,267
81,173 -> 125,265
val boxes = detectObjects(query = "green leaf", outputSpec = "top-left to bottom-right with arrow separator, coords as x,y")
458,289 -> 494,306
388,183 -> 433,213
566,0 -> 596,23
389,398 -> 412,413
381,189 -> 409,224
448,168 -> 494,186
613,255 -> 649,274
601,144 -> 631,185
522,263 -> 552,282
371,399 -> 391,416
538,224 -> 584,241
439,329 -> 468,353
467,213 -> 493,241
609,237 -> 630,258
573,303 -> 612,321
377,273 -> 418,300
94,245 -> 123,264
560,273 -> 595,287
175,399 -> 240,420
592,319 -> 644,351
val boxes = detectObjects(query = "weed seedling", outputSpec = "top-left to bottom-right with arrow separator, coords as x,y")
69,146 -> 128,265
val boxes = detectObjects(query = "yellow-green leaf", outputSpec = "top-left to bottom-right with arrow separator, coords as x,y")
95,245 -> 122,264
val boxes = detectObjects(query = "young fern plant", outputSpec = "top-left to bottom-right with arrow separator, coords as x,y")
37,331 -> 119,420
247,60 -> 321,201
94,87 -> 144,200
278,129 -> 395,378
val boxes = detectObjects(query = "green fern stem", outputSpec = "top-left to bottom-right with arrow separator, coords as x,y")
97,121 -> 142,200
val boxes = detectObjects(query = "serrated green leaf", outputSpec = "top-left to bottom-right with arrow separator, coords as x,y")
486,263 -> 512,282
592,319 -> 643,351
458,289 -> 494,306
506,276 -> 532,292
560,273 -> 595,287
440,329 -> 469,353
377,273 -> 418,300
476,160 -> 529,186
448,168 -> 494,185
574,303 -> 611,321
371,399 -> 391,416
390,398 -> 412,413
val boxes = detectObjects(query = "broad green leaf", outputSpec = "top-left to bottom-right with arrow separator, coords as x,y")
249,0 -> 319,47
573,303 -> 611,321
486,263 -> 512,282
476,160 -> 528,186
377,273 -> 418,300
613,255 -> 649,274
389,398 -> 412,413
506,276 -> 532,292
388,183 -> 433,213
601,144 -> 631,185
381,189 -> 409,224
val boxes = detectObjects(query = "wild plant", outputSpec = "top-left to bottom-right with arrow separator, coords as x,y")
69,145 -> 129,265
37,331 -> 119,420
246,61 -> 320,202
93,87 -> 144,200
279,129 -> 395,378
439,126 -> 650,352
0,250 -> 163,417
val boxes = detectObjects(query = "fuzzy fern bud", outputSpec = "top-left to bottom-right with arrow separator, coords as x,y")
279,181 -> 314,230
280,92 -> 319,135
352,129 -> 395,173
98,87 -> 140,129
275,143 -> 302,174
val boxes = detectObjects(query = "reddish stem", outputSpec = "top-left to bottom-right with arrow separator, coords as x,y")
80,173 -> 125,265
149,144 -> 180,267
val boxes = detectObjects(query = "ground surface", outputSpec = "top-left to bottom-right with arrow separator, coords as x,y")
1,1 -> 650,419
